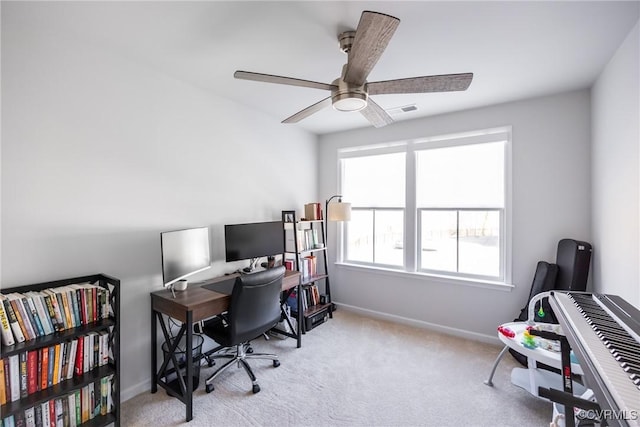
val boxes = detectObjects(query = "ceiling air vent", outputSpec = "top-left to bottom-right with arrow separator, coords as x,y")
386,104 -> 418,115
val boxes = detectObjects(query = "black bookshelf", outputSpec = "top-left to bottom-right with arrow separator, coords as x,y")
0,274 -> 120,426
282,210 -> 333,333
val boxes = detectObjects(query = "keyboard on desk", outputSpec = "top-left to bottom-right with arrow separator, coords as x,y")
549,291 -> 640,427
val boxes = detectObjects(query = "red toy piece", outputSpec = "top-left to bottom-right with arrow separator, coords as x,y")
497,325 -> 515,338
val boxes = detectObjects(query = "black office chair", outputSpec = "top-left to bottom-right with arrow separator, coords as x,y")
202,266 -> 285,394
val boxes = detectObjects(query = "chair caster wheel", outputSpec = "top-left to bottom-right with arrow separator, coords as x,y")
208,360 -> 215,367
252,384 -> 260,394
206,384 -> 214,393
247,347 -> 254,354
273,360 -> 280,367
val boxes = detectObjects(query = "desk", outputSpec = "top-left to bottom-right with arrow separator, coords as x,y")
150,269 -> 301,422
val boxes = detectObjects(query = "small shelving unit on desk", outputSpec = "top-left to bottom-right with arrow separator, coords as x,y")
0,274 -> 120,427
282,210 -> 333,333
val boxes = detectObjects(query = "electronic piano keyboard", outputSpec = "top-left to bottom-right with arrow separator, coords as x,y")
549,291 -> 640,427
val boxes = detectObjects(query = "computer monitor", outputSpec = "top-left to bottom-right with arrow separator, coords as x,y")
160,226 -> 211,287
224,221 -> 284,272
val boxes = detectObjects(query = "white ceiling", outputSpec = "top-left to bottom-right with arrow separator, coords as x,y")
9,1 -> 640,135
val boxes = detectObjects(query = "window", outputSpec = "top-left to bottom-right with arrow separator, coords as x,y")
339,128 -> 510,283
341,151 -> 405,267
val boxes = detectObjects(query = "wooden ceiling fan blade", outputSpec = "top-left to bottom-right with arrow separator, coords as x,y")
234,71 -> 337,91
343,11 -> 400,86
368,73 -> 474,95
282,97 -> 332,123
360,98 -> 394,128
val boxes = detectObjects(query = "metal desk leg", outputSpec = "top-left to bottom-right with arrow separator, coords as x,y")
186,310 -> 193,422
484,345 -> 509,387
151,307 -> 158,393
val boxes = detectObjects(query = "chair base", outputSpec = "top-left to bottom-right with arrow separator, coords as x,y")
204,342 -> 279,394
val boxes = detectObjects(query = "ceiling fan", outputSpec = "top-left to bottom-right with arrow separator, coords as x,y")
234,11 -> 473,128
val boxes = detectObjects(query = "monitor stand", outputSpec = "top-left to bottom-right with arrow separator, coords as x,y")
242,257 -> 261,274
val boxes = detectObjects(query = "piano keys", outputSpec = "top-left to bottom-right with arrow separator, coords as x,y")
549,291 -> 640,427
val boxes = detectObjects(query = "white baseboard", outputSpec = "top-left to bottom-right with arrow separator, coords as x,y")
121,379 -> 152,403
335,302 -> 501,346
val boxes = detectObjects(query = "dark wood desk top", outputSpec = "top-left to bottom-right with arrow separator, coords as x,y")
151,270 -> 300,323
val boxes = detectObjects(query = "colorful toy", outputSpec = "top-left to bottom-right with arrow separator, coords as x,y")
521,327 -> 537,349
497,325 -> 515,338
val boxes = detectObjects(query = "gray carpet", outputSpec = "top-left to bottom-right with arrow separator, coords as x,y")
122,310 -> 552,426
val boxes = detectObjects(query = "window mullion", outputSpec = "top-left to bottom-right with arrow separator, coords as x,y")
405,144 -> 416,271
456,210 -> 460,273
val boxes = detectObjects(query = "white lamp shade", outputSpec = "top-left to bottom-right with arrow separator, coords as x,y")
328,202 -> 351,221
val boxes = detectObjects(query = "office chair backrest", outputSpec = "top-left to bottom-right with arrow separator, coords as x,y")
229,266 -> 285,344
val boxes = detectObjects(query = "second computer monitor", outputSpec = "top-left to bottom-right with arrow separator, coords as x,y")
224,221 -> 284,270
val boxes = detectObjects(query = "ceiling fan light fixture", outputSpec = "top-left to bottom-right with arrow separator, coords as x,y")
332,92 -> 368,112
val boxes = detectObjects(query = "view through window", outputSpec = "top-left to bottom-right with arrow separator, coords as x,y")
339,129 -> 510,282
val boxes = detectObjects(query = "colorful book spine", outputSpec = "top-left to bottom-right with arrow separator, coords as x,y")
47,346 -> 54,389
8,354 -> 20,402
0,296 -> 16,346
0,358 -> 6,405
2,298 -> 25,343
75,336 -> 84,377
26,350 -> 38,395
66,339 -> 78,380
8,294 -> 35,341
24,296 -> 45,337
74,389 -> 81,424
28,292 -> 53,335
19,351 -> 28,398
40,346 -> 49,391
52,344 -> 61,385
41,401 -> 50,427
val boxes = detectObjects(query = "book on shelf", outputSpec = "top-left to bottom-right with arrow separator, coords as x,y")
24,406 -> 35,427
25,291 -> 54,336
56,287 -> 74,329
41,401 -> 51,427
7,293 -> 36,341
26,350 -> 38,396
42,289 -> 65,332
0,358 -> 6,405
23,295 -> 45,338
66,339 -> 78,380
75,336 -> 84,377
47,346 -> 55,388
40,346 -> 49,391
68,390 -> 77,427
0,296 -> 16,346
54,397 -> 64,427
74,389 -> 81,425
34,404 -> 43,427
2,296 -> 25,344
52,343 -> 62,386
18,351 -> 27,399
8,354 -> 19,402
303,203 -> 322,220
284,258 -> 295,271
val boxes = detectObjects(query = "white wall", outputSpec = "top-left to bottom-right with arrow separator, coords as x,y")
319,90 -> 592,340
1,5 -> 317,400
591,20 -> 640,309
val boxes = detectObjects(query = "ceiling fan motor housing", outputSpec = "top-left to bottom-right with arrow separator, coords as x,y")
338,31 -> 356,54
331,78 -> 368,112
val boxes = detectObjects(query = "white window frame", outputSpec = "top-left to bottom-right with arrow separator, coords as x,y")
337,126 -> 512,287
